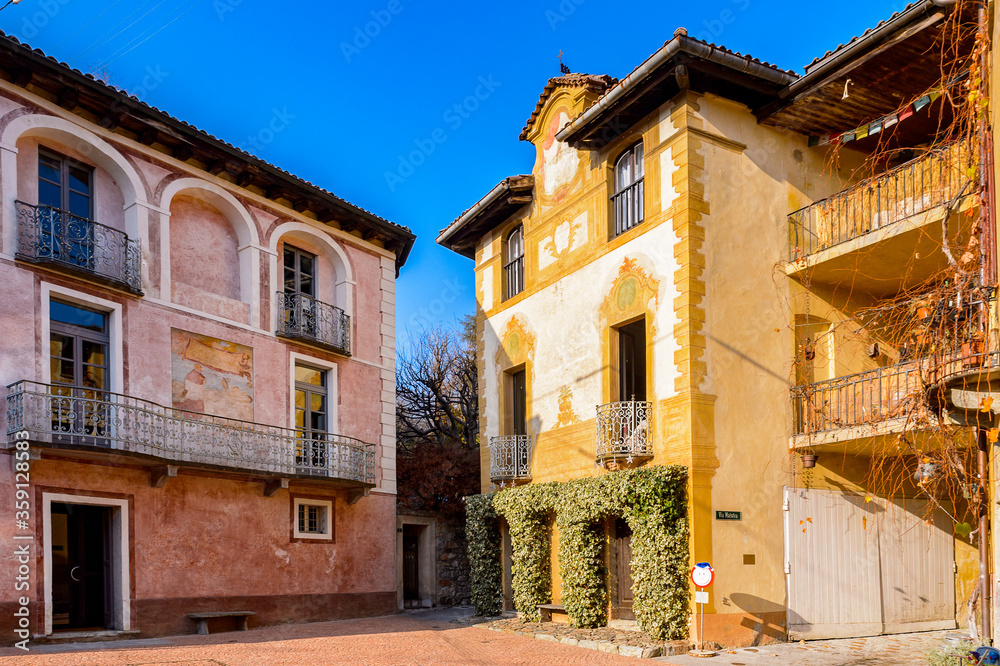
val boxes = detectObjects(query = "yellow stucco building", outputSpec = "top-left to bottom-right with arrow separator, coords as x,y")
440,0 -> 993,646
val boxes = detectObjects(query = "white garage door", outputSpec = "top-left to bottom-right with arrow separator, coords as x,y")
785,488 -> 956,640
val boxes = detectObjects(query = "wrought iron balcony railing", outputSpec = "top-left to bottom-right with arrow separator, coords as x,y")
611,178 -> 645,238
489,434 -> 532,483
503,255 -> 524,300
596,400 -> 652,461
276,292 -> 351,355
791,352 -> 1000,437
788,141 -> 969,261
15,201 -> 142,293
792,362 -> 924,436
6,380 -> 375,484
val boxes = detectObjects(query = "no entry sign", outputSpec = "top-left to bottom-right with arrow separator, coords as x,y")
691,562 -> 714,588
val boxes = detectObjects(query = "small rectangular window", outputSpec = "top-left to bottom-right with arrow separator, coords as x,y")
292,497 -> 334,540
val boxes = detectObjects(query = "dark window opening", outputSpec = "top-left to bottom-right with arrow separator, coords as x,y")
503,225 -> 524,300
611,142 -> 644,238
509,368 -> 526,436
616,318 -> 646,402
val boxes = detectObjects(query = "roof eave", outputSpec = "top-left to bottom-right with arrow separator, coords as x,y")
0,33 -> 416,271
556,35 -> 798,148
757,0 -> 949,123
437,175 -> 534,259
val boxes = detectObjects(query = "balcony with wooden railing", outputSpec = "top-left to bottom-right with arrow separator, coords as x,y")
15,201 -> 143,294
6,380 -> 375,486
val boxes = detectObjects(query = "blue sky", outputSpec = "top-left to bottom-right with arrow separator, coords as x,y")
3,0 -> 910,345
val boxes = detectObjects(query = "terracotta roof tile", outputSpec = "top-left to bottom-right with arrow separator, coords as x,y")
518,73 -> 617,141
803,0 -> 925,73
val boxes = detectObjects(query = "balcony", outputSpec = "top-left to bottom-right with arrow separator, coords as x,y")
595,400 -> 652,464
792,362 -> 925,439
15,201 -> 142,294
787,142 -> 974,293
489,435 -> 531,484
792,353 -> 1000,447
276,292 -> 351,356
6,380 -> 375,486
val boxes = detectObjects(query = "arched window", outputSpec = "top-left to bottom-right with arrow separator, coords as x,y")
503,225 -> 524,300
612,142 -> 644,237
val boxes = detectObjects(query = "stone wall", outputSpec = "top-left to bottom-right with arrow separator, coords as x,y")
435,514 -> 472,606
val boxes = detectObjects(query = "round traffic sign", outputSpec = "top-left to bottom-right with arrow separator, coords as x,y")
691,562 -> 714,588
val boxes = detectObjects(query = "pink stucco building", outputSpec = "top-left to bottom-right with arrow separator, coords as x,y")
0,34 -> 413,644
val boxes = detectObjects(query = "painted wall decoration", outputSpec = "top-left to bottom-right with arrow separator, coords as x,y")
170,328 -> 254,421
598,256 -> 662,330
540,107 -> 581,202
494,313 -> 536,372
538,211 -> 589,271
555,384 -> 581,428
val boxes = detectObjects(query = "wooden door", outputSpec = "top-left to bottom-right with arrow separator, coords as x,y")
616,519 -> 635,620
785,488 -> 956,640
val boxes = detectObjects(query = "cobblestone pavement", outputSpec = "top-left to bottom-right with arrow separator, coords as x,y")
0,609 -> 639,665
0,610 -> 961,665
657,629 -> 955,665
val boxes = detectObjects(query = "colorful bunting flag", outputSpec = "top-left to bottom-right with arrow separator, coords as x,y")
807,72 -> 963,147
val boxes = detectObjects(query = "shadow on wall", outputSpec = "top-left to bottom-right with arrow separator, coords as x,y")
727,593 -> 788,645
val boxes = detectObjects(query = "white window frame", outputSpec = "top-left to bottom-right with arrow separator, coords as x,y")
289,351 -> 338,434
41,282 -> 124,393
42,492 -> 131,635
292,497 -> 333,540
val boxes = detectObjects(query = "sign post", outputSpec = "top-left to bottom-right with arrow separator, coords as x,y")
689,562 -> 715,658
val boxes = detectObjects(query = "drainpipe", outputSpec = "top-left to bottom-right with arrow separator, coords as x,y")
979,425 -> 992,643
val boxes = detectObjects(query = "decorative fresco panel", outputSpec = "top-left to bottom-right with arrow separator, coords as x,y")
170,328 -> 254,421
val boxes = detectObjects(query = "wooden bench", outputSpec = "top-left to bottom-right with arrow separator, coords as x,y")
187,611 -> 255,635
537,604 -> 566,622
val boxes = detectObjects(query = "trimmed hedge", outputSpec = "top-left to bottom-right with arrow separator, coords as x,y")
465,466 -> 689,639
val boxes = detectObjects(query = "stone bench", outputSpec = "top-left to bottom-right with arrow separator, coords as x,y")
187,611 -> 255,635
537,604 -> 566,622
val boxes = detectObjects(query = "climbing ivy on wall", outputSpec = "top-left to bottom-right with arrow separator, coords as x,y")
465,466 -> 689,640
556,466 -> 689,639
492,482 -> 559,620
466,493 -> 503,616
